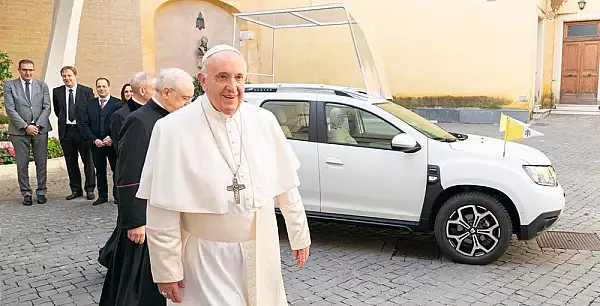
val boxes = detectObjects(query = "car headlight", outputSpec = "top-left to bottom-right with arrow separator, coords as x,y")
522,165 -> 557,187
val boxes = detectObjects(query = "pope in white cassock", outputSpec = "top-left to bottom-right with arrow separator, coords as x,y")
136,44 -> 312,305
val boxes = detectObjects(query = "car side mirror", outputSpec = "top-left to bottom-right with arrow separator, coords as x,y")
391,133 -> 421,153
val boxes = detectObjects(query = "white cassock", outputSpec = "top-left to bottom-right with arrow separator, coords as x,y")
136,95 -> 311,306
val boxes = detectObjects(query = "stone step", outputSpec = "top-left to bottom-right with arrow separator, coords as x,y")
555,104 -> 600,111
551,110 -> 600,116
532,108 -> 551,120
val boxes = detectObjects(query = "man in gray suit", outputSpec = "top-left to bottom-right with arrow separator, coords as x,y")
3,59 -> 52,206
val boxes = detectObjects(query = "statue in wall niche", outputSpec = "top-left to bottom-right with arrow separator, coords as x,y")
196,12 -> 205,31
196,11 -> 208,69
197,36 -> 209,69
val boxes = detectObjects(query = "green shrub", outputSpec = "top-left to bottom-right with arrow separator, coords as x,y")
0,114 -> 9,124
0,51 -> 12,113
193,75 -> 205,98
47,136 -> 63,159
391,95 -> 511,109
0,135 -> 64,165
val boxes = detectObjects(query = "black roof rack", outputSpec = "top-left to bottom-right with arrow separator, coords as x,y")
245,87 -> 278,93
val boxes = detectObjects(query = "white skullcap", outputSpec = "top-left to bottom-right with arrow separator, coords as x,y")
201,44 -> 243,65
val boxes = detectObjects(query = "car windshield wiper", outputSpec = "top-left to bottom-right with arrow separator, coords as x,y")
433,136 -> 458,142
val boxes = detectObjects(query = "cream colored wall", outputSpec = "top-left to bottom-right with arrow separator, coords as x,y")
0,0 -> 54,76
541,17 -> 556,105
141,0 -> 541,106
0,0 -> 143,97
75,0 -> 143,91
239,0 -> 541,106
141,0 -> 250,74
558,0 -> 598,13
154,0 -> 234,77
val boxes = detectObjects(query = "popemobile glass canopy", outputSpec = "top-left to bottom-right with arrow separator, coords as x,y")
231,4 -> 392,100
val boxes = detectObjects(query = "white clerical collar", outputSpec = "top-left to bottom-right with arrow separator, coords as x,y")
201,95 -> 242,122
131,97 -> 144,105
152,97 -> 168,111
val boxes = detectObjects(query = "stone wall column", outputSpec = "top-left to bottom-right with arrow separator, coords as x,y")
41,0 -> 85,138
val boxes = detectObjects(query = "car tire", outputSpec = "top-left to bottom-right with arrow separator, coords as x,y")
434,192 -> 512,265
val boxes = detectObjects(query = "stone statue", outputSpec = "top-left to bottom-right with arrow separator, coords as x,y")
195,11 -> 208,69
197,36 -> 209,68
196,12 -> 205,31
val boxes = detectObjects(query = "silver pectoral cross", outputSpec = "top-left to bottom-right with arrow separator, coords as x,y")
227,176 -> 246,205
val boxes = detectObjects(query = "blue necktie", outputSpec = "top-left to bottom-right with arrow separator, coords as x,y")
25,81 -> 31,103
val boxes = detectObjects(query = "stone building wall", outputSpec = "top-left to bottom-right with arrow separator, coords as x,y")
0,0 -> 143,97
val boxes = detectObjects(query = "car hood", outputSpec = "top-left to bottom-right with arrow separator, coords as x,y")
448,134 -> 551,165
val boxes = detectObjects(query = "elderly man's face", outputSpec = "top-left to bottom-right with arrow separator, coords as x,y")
159,80 -> 194,112
200,51 -> 246,116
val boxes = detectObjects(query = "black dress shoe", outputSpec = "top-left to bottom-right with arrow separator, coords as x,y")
92,198 -> 108,206
66,192 -> 83,200
37,195 -> 47,204
23,195 -> 32,206
87,192 -> 95,200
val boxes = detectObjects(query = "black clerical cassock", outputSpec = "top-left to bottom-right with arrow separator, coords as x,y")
98,100 -> 169,306
109,98 -> 145,155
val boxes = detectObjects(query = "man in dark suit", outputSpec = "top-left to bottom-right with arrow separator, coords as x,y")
110,72 -> 155,156
52,66 -> 96,201
3,59 -> 52,206
79,78 -> 121,206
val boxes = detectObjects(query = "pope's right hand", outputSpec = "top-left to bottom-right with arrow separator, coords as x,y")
127,226 -> 145,244
158,281 -> 185,303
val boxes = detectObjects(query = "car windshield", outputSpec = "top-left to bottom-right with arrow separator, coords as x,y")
375,102 -> 457,141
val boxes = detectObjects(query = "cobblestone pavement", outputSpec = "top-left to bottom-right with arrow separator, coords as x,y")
2,114 -> 600,306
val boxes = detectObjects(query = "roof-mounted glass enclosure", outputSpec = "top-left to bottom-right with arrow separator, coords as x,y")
232,4 -> 391,100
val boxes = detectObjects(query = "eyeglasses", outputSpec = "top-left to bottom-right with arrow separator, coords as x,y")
168,87 -> 193,102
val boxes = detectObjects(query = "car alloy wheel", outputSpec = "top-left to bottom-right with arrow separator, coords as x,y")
434,192 -> 512,265
446,204 -> 501,257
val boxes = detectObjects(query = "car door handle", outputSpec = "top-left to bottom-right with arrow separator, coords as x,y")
325,157 -> 344,165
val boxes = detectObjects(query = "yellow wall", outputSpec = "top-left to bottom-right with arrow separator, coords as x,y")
0,0 -> 143,97
249,0 -> 539,106
0,0 -> 54,76
558,0 -> 599,13
75,0 -> 143,92
142,0 -> 541,106
541,15 -> 556,106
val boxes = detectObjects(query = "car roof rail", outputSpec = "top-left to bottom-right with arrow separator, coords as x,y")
244,83 -> 370,100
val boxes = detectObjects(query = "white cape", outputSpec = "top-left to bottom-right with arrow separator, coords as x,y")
136,95 -> 301,214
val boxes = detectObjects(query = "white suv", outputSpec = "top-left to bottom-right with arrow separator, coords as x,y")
244,83 -> 565,265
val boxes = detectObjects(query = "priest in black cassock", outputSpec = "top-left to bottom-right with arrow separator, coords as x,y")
97,72 -> 156,268
98,67 -> 195,306
110,72 -> 156,156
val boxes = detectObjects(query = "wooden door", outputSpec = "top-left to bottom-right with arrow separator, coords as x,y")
560,22 -> 600,105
